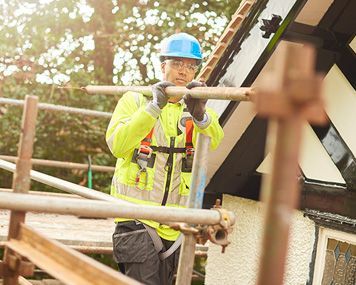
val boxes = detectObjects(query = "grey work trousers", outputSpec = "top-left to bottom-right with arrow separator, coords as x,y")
112,221 -> 180,285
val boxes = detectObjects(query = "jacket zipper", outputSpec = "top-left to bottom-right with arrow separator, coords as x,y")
161,137 -> 175,206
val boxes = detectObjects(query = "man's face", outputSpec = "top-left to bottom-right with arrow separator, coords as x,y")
161,57 -> 199,102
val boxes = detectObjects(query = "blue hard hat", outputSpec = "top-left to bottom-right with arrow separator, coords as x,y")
159,33 -> 202,62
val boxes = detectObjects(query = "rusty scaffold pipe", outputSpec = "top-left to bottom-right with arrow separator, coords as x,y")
4,95 -> 39,284
0,155 -> 114,173
255,43 -> 325,285
0,97 -> 112,118
79,85 -> 254,101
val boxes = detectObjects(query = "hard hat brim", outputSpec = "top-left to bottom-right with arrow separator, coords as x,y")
160,52 -> 202,60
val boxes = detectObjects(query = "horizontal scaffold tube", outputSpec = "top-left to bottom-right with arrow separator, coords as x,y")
0,159 -> 236,226
0,97 -> 112,118
0,159 -> 127,205
0,192 -> 235,225
83,85 -> 254,101
0,155 -> 114,172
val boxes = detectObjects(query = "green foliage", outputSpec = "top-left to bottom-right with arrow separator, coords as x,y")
0,0 -> 241,191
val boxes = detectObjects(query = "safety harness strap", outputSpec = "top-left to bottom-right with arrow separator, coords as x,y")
150,146 -> 186,153
143,224 -> 163,252
160,234 -> 183,260
136,113 -> 192,256
185,118 -> 193,148
143,224 -> 182,260
139,117 -> 194,154
139,128 -> 154,154
185,118 -> 194,156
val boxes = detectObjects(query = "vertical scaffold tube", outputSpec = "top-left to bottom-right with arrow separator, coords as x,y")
176,134 -> 211,285
4,95 -> 38,285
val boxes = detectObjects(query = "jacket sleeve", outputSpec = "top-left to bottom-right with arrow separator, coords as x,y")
192,107 -> 224,150
106,92 -> 157,158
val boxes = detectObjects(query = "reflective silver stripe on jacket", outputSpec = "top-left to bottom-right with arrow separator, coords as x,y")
112,94 -> 191,207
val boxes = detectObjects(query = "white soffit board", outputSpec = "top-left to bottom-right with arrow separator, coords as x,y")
256,152 -> 270,174
207,101 -> 256,182
206,41 -> 296,182
324,65 -> 356,157
206,0 -> 299,181
349,36 -> 356,53
207,40 -> 302,181
256,124 -> 345,183
295,0 -> 334,26
299,124 -> 345,183
207,0 -> 298,116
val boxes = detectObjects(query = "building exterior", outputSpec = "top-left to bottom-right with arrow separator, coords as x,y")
203,0 -> 356,284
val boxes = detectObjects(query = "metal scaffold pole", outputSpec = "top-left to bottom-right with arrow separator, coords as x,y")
3,95 -> 38,285
0,159 -> 127,204
0,159 -> 236,226
254,43 -> 325,285
0,97 -> 112,118
0,155 -> 115,172
0,191 -> 235,226
78,85 -> 254,101
176,135 -> 211,284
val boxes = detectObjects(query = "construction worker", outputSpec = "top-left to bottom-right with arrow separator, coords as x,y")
106,32 -> 224,285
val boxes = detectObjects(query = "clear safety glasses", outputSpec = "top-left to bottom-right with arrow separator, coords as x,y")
165,59 -> 199,73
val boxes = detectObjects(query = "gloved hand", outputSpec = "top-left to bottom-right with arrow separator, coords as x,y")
184,81 -> 207,121
151,81 -> 175,109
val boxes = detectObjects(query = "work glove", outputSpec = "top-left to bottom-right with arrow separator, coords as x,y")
151,81 -> 175,109
184,81 -> 208,121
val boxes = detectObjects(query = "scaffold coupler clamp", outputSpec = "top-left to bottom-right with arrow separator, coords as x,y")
135,145 -> 152,189
207,199 -> 234,253
169,222 -> 200,235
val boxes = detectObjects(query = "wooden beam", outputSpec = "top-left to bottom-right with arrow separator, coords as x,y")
6,254 -> 34,277
6,224 -> 140,285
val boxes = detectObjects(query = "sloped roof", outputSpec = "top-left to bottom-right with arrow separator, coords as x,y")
205,0 -> 356,219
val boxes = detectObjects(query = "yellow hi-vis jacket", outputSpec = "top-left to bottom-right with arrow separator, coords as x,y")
106,91 -> 224,241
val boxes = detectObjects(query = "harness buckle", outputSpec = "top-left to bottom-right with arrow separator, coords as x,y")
135,168 -> 148,190
137,145 -> 153,158
182,147 -> 194,172
185,147 -> 194,157
135,145 -> 152,190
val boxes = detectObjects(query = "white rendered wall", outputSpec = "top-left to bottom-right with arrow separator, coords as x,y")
205,195 -> 316,285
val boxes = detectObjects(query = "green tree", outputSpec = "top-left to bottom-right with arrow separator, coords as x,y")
0,0 -> 241,191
